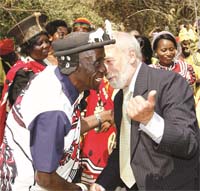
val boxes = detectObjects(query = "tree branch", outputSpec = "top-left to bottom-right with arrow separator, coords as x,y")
126,8 -> 168,19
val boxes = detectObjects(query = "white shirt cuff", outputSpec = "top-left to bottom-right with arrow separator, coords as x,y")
139,112 -> 164,144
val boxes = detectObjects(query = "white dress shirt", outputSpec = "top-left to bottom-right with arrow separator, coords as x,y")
127,62 -> 164,144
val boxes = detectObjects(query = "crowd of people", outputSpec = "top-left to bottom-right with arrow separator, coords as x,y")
0,12 -> 199,191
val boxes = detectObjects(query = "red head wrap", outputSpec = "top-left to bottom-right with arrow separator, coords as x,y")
0,38 -> 15,56
73,17 -> 91,26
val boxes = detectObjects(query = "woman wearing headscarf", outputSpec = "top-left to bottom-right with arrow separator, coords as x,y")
7,12 -> 51,105
150,31 -> 196,89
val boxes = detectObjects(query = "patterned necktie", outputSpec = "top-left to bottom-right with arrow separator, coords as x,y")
119,89 -> 135,188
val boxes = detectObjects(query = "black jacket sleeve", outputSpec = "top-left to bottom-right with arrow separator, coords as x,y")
8,69 -> 34,105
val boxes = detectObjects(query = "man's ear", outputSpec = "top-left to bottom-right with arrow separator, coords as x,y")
129,49 -> 136,64
129,49 -> 135,57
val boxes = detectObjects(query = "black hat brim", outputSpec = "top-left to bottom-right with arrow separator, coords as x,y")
54,39 -> 115,57
52,31 -> 115,57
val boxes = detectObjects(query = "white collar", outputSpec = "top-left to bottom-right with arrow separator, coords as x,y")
126,62 -> 142,94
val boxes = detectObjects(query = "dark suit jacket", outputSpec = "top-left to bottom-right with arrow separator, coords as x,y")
96,63 -> 200,190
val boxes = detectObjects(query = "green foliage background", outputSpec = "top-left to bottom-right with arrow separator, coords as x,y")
0,0 -> 199,39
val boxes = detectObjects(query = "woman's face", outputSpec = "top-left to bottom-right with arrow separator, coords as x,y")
155,39 -> 177,66
29,34 -> 51,61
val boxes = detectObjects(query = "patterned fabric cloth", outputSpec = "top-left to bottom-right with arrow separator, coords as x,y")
180,53 -> 200,127
0,137 -> 16,191
0,59 -> 46,191
179,53 -> 200,103
80,79 -> 117,185
150,60 -> 196,87
4,66 -> 81,190
0,58 -> 46,145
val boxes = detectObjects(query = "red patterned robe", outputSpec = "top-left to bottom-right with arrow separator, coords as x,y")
80,79 -> 117,185
150,60 -> 196,87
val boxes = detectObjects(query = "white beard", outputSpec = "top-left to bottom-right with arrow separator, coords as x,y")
110,62 -> 134,89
